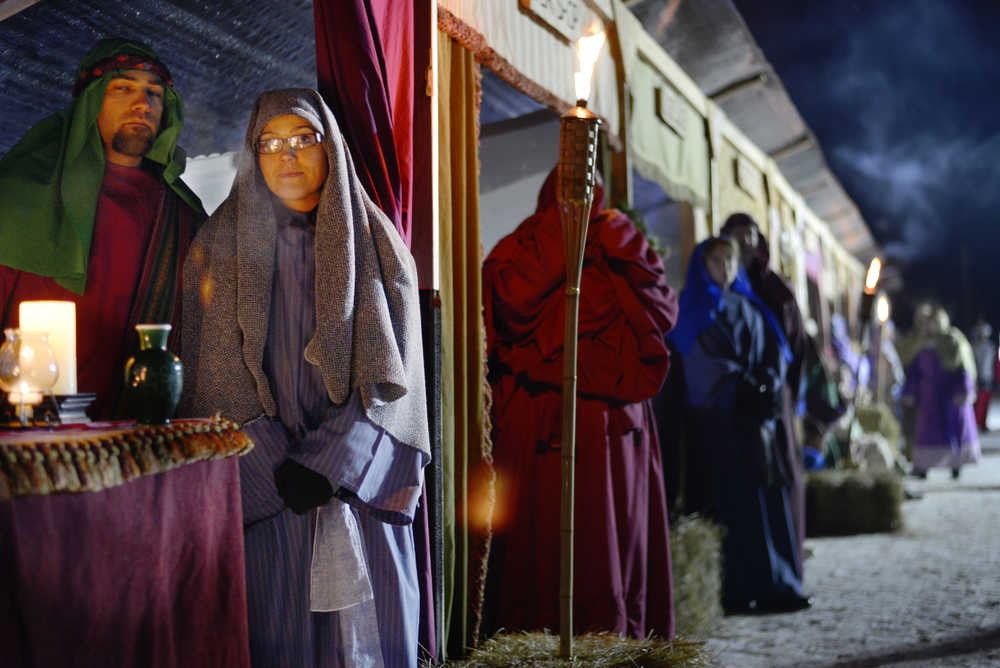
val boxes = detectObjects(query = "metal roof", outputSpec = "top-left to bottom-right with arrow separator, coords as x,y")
0,0 -> 316,158
627,0 -> 880,262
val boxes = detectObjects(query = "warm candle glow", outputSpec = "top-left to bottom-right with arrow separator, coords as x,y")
876,294 -> 890,323
573,23 -> 606,104
19,301 -> 77,395
864,257 -> 882,294
8,389 -> 43,405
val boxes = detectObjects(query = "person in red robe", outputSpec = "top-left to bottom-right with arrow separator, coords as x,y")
0,39 -> 203,420
482,168 -> 678,639
721,213 -> 807,569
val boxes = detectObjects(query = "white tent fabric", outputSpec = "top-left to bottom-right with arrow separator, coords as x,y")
614,1 -> 710,209
439,0 -> 620,137
628,0 -> 879,261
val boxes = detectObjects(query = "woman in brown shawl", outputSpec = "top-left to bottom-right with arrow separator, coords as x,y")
182,89 -> 428,667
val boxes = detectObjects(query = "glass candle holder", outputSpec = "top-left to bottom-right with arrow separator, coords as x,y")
0,328 -> 59,425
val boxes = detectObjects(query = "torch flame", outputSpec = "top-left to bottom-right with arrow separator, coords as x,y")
876,294 -> 890,324
574,23 -> 606,104
864,257 -> 881,294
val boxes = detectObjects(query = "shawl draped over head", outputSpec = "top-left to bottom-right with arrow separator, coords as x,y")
721,213 -> 768,264
670,238 -> 792,363
483,166 -> 679,403
182,89 -> 429,457
0,38 -> 201,294
897,306 -> 977,382
721,212 -> 806,384
935,313 -> 977,381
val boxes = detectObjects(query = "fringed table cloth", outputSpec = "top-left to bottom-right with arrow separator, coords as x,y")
0,417 -> 254,667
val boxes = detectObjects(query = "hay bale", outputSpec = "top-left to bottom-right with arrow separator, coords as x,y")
669,514 -> 723,636
440,631 -> 709,667
806,468 -> 904,536
855,403 -> 902,451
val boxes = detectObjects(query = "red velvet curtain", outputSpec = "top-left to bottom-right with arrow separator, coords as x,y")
313,0 -> 412,247
370,1 -> 414,250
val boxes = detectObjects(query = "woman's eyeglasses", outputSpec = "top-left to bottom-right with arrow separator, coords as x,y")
255,132 -> 323,155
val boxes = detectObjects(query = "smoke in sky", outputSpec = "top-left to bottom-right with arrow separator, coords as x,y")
813,2 -> 1000,260
834,130 -> 1000,261
735,0 -> 1000,322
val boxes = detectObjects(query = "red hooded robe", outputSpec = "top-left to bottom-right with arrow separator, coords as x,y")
483,170 -> 678,638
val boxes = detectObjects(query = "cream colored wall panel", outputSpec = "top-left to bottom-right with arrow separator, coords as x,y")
440,0 -> 619,135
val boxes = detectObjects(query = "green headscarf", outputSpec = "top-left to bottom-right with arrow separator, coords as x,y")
898,306 -> 977,383
0,38 -> 203,294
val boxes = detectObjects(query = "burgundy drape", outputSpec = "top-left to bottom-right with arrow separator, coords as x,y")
314,0 -> 412,247
0,459 -> 249,667
370,1 -> 415,250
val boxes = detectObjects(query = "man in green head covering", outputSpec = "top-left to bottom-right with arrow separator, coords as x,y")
0,38 -> 204,419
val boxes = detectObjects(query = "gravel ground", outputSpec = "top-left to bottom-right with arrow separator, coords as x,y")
704,430 -> 1000,667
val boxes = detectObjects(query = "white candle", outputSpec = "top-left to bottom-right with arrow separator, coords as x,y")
18,300 -> 77,395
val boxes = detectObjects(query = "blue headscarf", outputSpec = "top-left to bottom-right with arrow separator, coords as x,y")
669,238 -> 793,363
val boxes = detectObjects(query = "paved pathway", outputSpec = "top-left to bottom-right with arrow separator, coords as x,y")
704,427 -> 1000,667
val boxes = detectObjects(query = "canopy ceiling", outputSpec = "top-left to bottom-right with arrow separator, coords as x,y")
627,0 -> 880,262
0,0 -> 315,158
1,0 -> 879,263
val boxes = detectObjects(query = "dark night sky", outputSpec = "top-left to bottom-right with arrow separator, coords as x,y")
732,0 -> 1000,329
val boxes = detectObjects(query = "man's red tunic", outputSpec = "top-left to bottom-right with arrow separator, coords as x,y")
1,163 -> 174,419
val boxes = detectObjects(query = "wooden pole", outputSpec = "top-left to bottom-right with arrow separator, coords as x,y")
556,105 -> 600,659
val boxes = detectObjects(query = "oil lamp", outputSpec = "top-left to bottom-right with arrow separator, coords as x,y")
0,329 -> 59,426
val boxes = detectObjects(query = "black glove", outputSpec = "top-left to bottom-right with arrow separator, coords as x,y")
763,384 -> 783,419
735,377 -> 782,422
274,458 -> 334,515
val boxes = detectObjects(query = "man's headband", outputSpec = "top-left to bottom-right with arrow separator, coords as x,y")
73,53 -> 174,97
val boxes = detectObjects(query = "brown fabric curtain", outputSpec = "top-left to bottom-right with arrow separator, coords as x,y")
437,32 -> 495,658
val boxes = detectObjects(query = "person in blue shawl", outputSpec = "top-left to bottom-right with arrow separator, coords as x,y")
670,237 -> 810,613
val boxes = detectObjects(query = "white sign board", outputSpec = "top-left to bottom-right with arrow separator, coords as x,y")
519,0 -> 584,42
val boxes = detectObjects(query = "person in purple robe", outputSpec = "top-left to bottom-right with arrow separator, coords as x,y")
901,304 -> 980,479
182,90 -> 429,667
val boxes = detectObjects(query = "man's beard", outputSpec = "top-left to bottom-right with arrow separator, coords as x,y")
111,124 -> 155,158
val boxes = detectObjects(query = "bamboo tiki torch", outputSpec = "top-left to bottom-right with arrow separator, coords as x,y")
847,256 -> 882,452
556,26 -> 605,659
874,294 -> 891,403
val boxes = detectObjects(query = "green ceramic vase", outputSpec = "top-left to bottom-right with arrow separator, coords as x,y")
122,324 -> 183,425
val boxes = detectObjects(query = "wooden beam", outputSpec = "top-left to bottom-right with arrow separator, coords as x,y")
709,71 -> 768,104
769,134 -> 814,162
